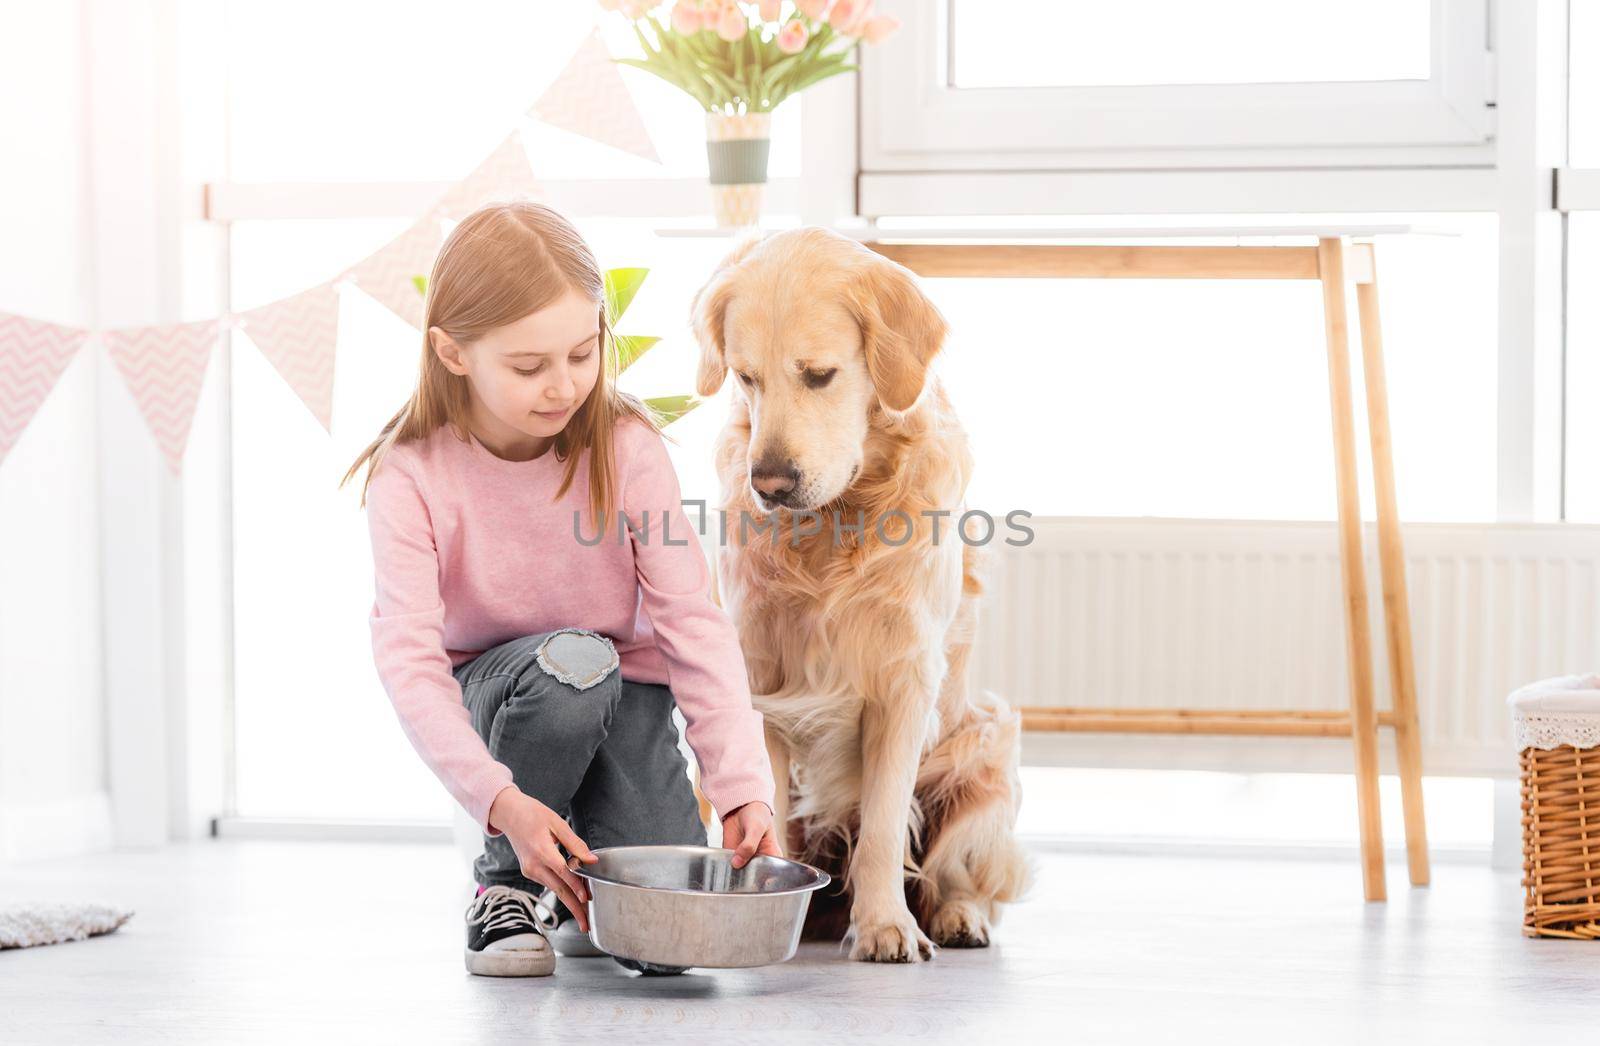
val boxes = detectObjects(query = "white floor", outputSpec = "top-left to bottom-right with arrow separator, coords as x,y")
2,840 -> 1598,1044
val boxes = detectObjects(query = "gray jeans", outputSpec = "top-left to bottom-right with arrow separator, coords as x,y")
453,628 -> 707,894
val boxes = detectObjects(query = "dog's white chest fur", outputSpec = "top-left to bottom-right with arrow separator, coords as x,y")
723,525 -> 965,807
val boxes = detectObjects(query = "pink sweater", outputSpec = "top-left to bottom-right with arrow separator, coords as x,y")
363,415 -> 774,837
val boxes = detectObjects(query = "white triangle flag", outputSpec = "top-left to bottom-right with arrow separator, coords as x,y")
102,318 -> 224,474
345,215 -> 443,330
531,31 -> 661,164
432,130 -> 546,221
235,283 -> 340,431
0,313 -> 88,467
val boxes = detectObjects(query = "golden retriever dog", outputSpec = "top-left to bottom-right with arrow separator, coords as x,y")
689,228 -> 1032,963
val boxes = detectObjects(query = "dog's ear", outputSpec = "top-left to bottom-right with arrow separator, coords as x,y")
690,235 -> 762,398
848,251 -> 948,415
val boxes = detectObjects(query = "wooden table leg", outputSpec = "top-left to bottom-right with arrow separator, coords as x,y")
1318,237 -> 1388,902
1355,252 -> 1431,887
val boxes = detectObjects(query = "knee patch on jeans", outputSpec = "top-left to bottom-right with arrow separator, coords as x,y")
534,629 -> 619,691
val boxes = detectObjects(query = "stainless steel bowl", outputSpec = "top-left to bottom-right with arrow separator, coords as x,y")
572,845 -> 831,969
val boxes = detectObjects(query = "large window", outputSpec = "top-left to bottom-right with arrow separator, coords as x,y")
228,226 -> 743,822
1562,3 -> 1600,522
864,0 -> 1494,173
207,2 -> 1574,836
1561,0 -> 1600,524
909,214 -> 1499,521
229,215 -> 1502,823
217,0 -> 802,185
1569,215 -> 1600,522
950,0 -> 1432,89
215,0 -> 797,822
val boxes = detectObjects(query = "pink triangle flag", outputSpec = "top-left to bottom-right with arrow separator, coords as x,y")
433,130 -> 547,221
345,215 -> 443,330
235,283 -> 340,431
102,318 -> 223,474
0,313 -> 89,466
531,31 -> 661,164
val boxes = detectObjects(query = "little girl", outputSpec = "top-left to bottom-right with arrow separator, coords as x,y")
342,201 -> 778,978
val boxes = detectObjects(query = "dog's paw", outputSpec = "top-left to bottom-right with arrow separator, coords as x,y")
849,916 -> 935,963
929,901 -> 991,948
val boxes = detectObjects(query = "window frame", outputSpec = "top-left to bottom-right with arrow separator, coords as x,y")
861,0 -> 1496,174
170,1 -> 1585,843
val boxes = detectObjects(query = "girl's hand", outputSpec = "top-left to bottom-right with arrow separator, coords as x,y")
488,788 -> 599,931
720,802 -> 782,869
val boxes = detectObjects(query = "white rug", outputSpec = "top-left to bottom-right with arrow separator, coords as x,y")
0,903 -> 133,948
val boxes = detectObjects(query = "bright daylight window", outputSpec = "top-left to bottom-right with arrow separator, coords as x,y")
864,0 -> 1492,168
221,1 -> 1502,835
221,0 -> 790,822
1563,2 -> 1600,523
949,0 -> 1431,88
915,214 -> 1499,522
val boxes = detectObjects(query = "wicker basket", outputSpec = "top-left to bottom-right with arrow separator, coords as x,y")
1511,674 -> 1600,938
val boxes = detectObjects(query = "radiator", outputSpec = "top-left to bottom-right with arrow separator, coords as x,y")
972,518 -> 1600,778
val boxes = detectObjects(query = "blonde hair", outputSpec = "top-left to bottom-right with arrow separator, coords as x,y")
341,201 -> 658,530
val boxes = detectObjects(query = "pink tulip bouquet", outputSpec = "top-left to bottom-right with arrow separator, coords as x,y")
597,1 -> 902,225
598,0 -> 900,116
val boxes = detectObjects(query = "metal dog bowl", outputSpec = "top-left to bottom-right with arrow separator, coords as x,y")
572,845 -> 831,969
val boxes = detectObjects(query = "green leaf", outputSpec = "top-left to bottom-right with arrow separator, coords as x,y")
632,21 -> 660,60
615,57 -> 691,97
644,393 -> 702,427
759,27 -> 783,64
604,267 -> 649,323
760,53 -> 803,83
412,274 -> 428,298
628,26 -> 727,105
656,29 -> 689,64
789,63 -> 856,93
701,61 -> 745,100
765,27 -> 833,101
662,34 -> 730,104
612,334 -> 660,373
622,17 -> 864,113
682,30 -> 722,64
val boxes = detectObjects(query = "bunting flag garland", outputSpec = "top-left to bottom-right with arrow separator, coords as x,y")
1,52 -> 667,473
344,214 -> 443,330
531,31 -> 661,164
235,283 -> 341,431
432,131 -> 547,221
101,318 -> 224,473
0,314 -> 88,466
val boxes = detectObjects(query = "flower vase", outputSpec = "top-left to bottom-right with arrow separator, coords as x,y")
705,111 -> 771,228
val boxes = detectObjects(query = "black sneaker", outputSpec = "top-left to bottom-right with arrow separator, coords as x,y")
464,885 -> 555,977
532,888 -> 607,958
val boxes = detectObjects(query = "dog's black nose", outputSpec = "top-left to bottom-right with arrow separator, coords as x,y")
750,456 -> 800,502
